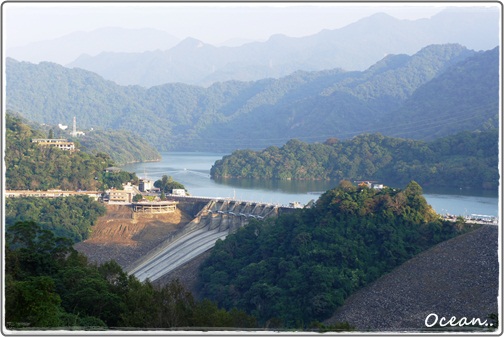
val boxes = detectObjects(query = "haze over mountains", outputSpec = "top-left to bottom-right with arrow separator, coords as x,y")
5,7 -> 499,153
7,7 -> 499,87
6,44 -> 498,152
8,27 -> 180,65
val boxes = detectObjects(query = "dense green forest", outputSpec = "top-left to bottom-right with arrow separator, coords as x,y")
5,113 -> 138,191
210,130 -> 498,190
6,45 -> 498,152
198,181 -> 477,328
74,130 -> 160,166
5,196 -> 106,243
383,45 -> 499,140
12,109 -> 160,165
5,221 -> 257,330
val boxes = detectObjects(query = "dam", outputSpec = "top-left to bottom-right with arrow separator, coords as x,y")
126,197 -> 293,282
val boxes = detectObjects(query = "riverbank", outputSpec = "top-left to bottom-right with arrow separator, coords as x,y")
121,152 -> 499,217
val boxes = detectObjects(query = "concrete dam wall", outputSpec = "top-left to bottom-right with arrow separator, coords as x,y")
126,199 -> 281,282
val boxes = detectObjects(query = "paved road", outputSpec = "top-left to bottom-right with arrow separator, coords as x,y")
130,227 -> 229,282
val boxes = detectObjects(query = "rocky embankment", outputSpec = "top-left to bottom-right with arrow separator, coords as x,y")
74,204 -> 193,268
324,225 -> 499,332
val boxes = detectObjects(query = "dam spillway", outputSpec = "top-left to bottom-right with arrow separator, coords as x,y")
126,198 -> 283,282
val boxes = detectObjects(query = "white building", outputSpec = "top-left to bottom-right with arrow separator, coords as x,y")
171,189 -> 186,196
139,179 -> 154,192
32,138 -> 75,151
108,190 -> 134,203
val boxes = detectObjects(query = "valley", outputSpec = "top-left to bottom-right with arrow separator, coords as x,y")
4,4 -> 500,332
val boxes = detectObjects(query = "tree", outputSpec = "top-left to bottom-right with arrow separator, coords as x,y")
6,197 -> 106,243
6,276 -> 63,327
119,277 -> 157,328
209,131 -> 498,191
6,220 -> 257,330
6,221 -> 74,276
198,182 -> 476,328
154,175 -> 186,194
6,113 -> 137,191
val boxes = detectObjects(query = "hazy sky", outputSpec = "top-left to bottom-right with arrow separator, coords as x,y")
2,2 -> 466,49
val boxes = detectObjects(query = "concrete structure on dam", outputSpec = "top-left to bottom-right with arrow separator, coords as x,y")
126,198 -> 292,282
132,201 -> 178,214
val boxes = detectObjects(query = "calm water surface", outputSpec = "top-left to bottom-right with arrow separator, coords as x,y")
121,152 -> 500,217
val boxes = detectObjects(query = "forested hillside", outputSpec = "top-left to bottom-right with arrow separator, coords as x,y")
210,130 -> 499,190
5,113 -> 255,330
77,130 -> 161,165
37,119 -> 161,165
5,113 -> 138,191
6,44 -> 498,152
198,181 -> 476,328
6,197 -> 106,243
5,221 -> 257,329
383,45 -> 499,140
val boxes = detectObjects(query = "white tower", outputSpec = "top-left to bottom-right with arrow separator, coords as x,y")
72,116 -> 77,137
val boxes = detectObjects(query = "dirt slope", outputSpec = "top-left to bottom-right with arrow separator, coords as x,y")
74,204 -> 193,268
324,225 -> 499,332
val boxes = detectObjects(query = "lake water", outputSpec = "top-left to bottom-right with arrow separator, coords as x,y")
121,152 -> 500,217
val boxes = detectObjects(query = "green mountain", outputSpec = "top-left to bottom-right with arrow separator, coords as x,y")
210,130 -> 499,190
198,181 -> 476,328
8,110 -> 160,165
5,113 -> 137,191
382,45 -> 499,140
77,130 -> 161,166
6,44 -> 498,152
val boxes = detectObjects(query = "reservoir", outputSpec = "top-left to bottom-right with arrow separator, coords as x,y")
121,152 -> 500,218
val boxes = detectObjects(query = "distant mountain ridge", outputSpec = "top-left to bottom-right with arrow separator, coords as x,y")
6,44 -> 499,152
65,8 -> 499,87
7,27 -> 180,65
